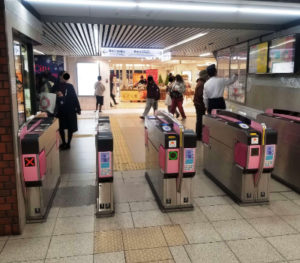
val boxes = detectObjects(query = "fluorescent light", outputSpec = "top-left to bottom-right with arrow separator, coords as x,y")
270,39 -> 295,49
199,52 -> 212,57
24,0 -> 300,16
93,24 -> 99,54
33,49 -> 45,55
24,0 -> 137,7
139,2 -> 237,12
240,7 -> 300,16
164,32 -> 207,51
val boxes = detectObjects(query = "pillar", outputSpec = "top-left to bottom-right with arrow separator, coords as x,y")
0,0 -> 20,235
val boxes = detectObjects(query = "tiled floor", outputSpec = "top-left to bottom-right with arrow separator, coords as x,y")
1,110 -> 300,263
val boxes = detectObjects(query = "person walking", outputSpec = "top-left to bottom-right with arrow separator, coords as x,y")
170,74 -> 186,120
194,70 -> 208,141
110,74 -> 118,107
139,75 -> 160,119
54,71 -> 81,150
204,64 -> 237,114
166,75 -> 179,118
94,76 -> 106,112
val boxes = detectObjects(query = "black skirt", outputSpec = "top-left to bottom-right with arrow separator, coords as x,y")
208,97 -> 226,114
59,112 -> 78,132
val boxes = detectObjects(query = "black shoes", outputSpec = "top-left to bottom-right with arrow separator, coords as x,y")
139,116 -> 145,119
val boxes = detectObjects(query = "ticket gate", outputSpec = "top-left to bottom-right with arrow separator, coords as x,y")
96,116 -> 114,217
257,109 -> 300,193
20,116 -> 60,222
145,111 -> 197,211
203,110 -> 277,204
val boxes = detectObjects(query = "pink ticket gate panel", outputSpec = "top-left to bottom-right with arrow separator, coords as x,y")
203,110 -> 277,204
96,117 -> 114,216
257,109 -> 300,193
145,111 -> 196,211
20,117 -> 60,222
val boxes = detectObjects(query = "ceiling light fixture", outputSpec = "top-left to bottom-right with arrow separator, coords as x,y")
24,0 -> 137,7
33,49 -> 45,55
199,52 -> 212,57
24,0 -> 300,16
164,32 -> 207,51
139,2 -> 237,12
240,7 -> 300,16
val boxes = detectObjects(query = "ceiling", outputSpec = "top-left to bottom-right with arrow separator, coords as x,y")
26,0 -> 300,57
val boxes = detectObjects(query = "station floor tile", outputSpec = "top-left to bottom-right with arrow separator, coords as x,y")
267,234 -> 300,261
94,252 -> 125,263
185,242 -> 239,263
227,237 -> 284,263
212,219 -> 260,241
53,215 -> 94,235
94,230 -> 123,253
181,222 -> 222,244
168,208 -> 207,225
161,225 -> 188,246
122,226 -> 166,250
0,237 -> 50,262
248,216 -> 298,237
131,210 -> 172,228
169,246 -> 191,263
282,215 -> 300,232
201,204 -> 242,221
45,255 -> 93,263
125,247 -> 173,263
94,212 -> 134,231
129,200 -> 158,212
269,200 -> 300,216
46,233 -> 93,259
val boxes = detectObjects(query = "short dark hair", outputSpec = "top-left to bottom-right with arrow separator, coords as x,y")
168,76 -> 175,82
98,76 -> 102,81
140,75 -> 144,79
207,64 -> 217,77
63,72 -> 70,80
147,75 -> 153,82
175,74 -> 183,82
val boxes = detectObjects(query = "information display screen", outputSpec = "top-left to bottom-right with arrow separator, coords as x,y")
228,42 -> 248,104
249,42 -> 268,74
269,35 -> 296,73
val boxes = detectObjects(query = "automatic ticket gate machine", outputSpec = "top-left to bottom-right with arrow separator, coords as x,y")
257,109 -> 300,193
145,111 -> 197,211
20,116 -> 60,222
96,116 -> 114,217
203,110 -> 277,204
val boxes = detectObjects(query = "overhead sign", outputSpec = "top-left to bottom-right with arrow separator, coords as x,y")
101,48 -> 163,58
161,52 -> 172,62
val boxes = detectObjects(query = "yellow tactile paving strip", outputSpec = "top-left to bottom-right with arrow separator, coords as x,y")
125,247 -> 173,263
110,116 -> 146,171
94,225 -> 187,263
94,230 -> 124,253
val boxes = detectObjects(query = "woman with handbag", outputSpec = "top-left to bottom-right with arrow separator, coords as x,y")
170,74 -> 186,120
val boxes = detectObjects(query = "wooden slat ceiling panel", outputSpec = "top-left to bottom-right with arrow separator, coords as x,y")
40,23 -> 270,56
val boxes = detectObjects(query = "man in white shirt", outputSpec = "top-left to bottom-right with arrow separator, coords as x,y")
94,76 -> 106,112
203,64 -> 237,114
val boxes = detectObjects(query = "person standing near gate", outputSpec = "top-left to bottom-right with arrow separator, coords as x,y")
140,75 -> 160,119
94,76 -> 106,112
203,64 -> 237,114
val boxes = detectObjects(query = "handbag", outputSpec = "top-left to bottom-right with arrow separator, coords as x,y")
165,93 -> 172,106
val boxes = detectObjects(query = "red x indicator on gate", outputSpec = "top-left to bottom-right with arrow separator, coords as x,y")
24,157 -> 35,167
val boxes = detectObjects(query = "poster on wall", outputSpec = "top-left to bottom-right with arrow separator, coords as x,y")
249,42 -> 268,74
228,42 -> 247,104
146,69 -> 158,83
269,35 -> 295,73
34,55 -> 64,79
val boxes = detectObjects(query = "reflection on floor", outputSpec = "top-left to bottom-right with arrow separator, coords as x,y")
1,110 -> 300,263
